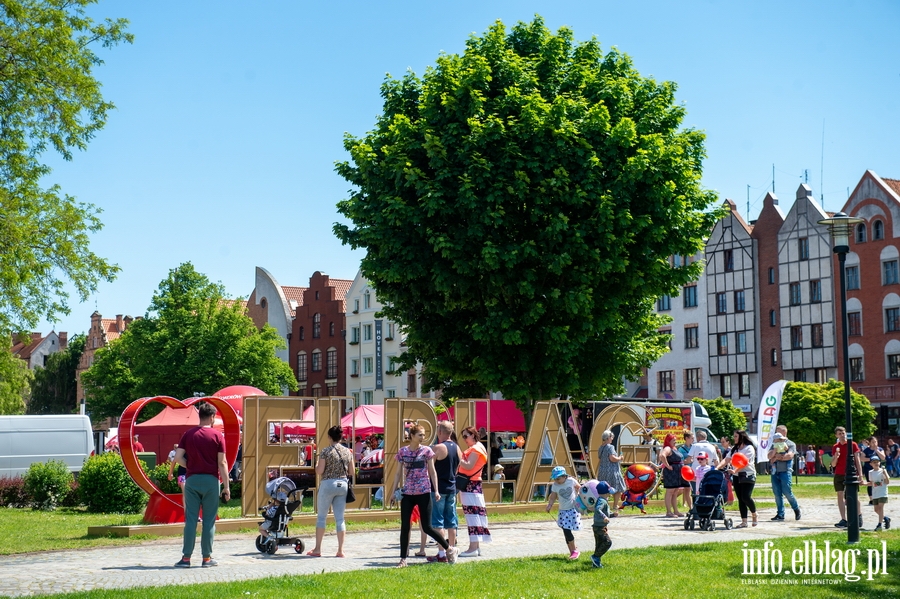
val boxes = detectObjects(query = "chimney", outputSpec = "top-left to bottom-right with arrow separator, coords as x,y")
116,315 -> 124,332
124,316 -> 133,328
31,332 -> 42,341
58,332 -> 67,349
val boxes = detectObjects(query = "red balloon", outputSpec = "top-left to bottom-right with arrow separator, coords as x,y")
731,452 -> 749,470
681,465 -> 695,481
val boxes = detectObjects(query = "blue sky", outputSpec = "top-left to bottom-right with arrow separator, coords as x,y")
37,0 -> 900,336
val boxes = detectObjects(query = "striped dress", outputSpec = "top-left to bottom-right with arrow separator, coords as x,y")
459,443 -> 492,543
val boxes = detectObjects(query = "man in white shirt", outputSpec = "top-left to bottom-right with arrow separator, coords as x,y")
688,430 -> 719,469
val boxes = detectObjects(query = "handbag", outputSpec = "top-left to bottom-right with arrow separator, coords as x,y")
456,471 -> 471,491
342,453 -> 356,503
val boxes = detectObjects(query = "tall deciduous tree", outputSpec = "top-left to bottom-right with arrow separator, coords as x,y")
779,380 -> 876,447
696,397 -> 748,441
0,337 -> 32,413
82,263 -> 298,420
0,0 -> 132,334
27,334 -> 84,414
335,17 -> 718,415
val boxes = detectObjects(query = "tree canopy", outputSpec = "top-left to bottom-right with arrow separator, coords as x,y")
0,0 -> 132,334
27,334 -> 84,414
779,380 -> 877,447
696,397 -> 748,441
334,16 -> 719,413
0,336 -> 31,414
82,263 -> 298,420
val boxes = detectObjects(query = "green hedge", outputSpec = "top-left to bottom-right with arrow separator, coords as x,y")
23,460 -> 74,510
78,453 -> 147,513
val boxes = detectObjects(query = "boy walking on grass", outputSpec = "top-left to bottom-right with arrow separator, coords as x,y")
592,481 -> 615,568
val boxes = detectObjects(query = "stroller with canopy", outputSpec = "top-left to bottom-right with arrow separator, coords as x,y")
255,476 -> 307,554
683,468 -> 733,531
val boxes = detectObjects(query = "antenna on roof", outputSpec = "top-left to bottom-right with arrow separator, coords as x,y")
772,164 -> 775,193
746,184 -> 750,216
820,119 -> 825,208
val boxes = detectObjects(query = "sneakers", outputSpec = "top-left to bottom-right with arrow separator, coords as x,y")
568,550 -> 580,560
426,554 -> 448,563
446,547 -> 459,564
591,555 -> 603,568
874,524 -> 883,532
794,508 -> 801,521
174,558 -> 191,568
835,519 -> 848,528
885,516 -> 892,530
201,558 -> 218,567
771,515 -> 785,521
859,514 -> 864,527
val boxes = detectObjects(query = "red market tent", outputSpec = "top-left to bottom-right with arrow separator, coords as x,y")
341,405 -> 384,436
271,405 -> 316,437
133,405 -> 241,463
440,400 -> 526,433
212,385 -> 265,418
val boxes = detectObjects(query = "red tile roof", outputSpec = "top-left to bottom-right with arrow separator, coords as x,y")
10,333 -> 42,360
329,279 -> 354,313
282,286 -> 307,314
101,319 -> 125,342
884,178 -> 900,197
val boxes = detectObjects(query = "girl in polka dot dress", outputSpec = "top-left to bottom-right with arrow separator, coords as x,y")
546,465 -> 583,560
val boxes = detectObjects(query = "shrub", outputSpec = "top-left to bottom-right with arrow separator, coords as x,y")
147,462 -> 181,495
229,479 -> 242,500
60,479 -> 81,508
78,452 -> 147,513
0,476 -> 29,508
23,460 -> 74,510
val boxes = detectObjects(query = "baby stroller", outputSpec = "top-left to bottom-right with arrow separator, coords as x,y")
255,476 -> 307,554
684,469 -> 733,531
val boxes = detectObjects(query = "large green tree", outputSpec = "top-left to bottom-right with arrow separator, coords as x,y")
334,17 -> 719,414
779,380 -> 877,446
0,336 -> 32,413
0,1 -> 132,334
27,334 -> 84,414
82,263 -> 298,420
696,397 -> 748,441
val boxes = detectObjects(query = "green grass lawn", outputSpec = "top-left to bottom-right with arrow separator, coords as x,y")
15,530 -> 899,599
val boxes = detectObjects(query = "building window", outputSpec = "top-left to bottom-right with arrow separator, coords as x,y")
771,348 -> 778,366
313,313 -> 321,338
684,326 -> 699,349
407,372 -> 417,396
848,311 -> 862,336
739,374 -> 750,396
673,254 -> 683,267
299,326 -> 304,341
326,383 -> 337,396
386,388 -> 397,398
363,357 -> 373,375
815,368 -> 828,384
657,295 -> 671,311
887,307 -> 900,332
354,299 -> 360,313
387,322 -> 395,339
770,310 -> 777,327
736,332 -> 747,354
846,266 -> 860,290
716,292 -> 727,314
856,223 -> 867,243
329,322 -> 335,336
789,282 -> 801,306
326,348 -> 338,378
350,326 -> 360,343
658,370 -> 675,393
351,359 -> 359,376
874,220 -> 884,240
850,357 -> 864,381
734,290 -> 745,312
685,368 -> 701,390
363,324 -> 373,341
311,384 -> 321,398
660,329 -> 672,350
768,267 -> 775,284
717,333 -> 728,355
809,279 -> 822,303
812,323 -> 824,347
364,290 -> 371,309
351,391 -> 360,405
794,369 -> 807,382
363,390 -> 373,404
720,375 -> 732,397
884,260 -> 899,285
799,237 -> 809,261
791,326 -> 803,349
683,285 -> 697,308
890,355 -> 900,379
311,349 -> 322,372
724,249 -> 734,272
297,352 -> 307,382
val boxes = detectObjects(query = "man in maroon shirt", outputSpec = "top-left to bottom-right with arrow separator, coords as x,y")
832,426 -> 863,528
173,402 -> 230,568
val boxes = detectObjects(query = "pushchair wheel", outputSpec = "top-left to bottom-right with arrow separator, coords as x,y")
294,540 -> 305,554
725,518 -> 734,530
708,520 -> 716,531
689,520 -> 695,530
266,541 -> 278,555
255,535 -> 267,553
684,519 -> 690,530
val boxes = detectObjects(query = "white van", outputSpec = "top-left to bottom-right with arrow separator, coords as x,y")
0,415 -> 95,477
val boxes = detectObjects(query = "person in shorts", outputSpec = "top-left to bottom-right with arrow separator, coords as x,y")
425,420 -> 463,563
864,456 -> 891,531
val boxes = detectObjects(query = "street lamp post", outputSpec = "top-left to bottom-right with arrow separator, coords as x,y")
819,211 -> 865,544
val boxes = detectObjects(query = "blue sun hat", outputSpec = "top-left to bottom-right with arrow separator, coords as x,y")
550,466 -> 567,480
595,481 -> 615,495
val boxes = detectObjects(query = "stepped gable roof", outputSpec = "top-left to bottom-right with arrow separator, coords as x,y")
328,279 -> 354,313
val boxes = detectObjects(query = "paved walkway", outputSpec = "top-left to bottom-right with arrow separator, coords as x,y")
0,498 -> 878,597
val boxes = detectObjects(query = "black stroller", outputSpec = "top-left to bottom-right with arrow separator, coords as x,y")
255,476 -> 307,554
683,469 -> 733,531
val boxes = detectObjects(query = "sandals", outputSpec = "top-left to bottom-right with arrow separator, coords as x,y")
752,514 -> 758,527
396,559 -> 407,568
413,550 -> 427,557
736,521 -> 749,528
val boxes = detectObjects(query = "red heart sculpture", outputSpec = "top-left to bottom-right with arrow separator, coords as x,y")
118,396 -> 241,524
